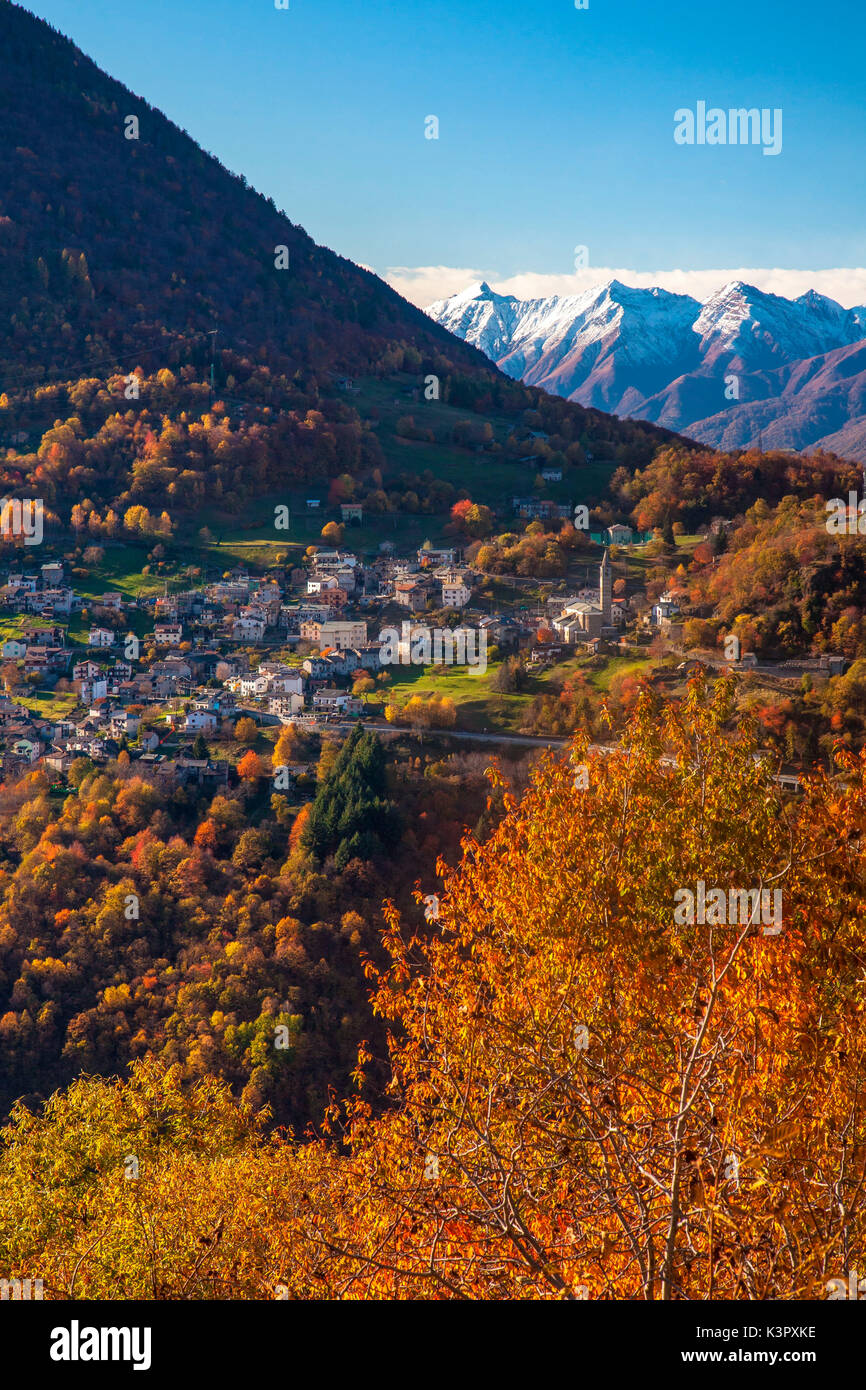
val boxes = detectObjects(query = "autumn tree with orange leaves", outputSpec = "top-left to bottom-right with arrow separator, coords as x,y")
237,749 -> 266,782
316,674 -> 866,1299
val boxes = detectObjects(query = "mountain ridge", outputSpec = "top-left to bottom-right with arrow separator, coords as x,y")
0,0 -> 498,388
427,278 -> 866,460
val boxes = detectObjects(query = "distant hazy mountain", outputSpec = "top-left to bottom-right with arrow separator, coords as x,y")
427,279 -> 866,460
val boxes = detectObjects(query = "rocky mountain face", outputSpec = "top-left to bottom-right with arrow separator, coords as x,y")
427,279 -> 866,460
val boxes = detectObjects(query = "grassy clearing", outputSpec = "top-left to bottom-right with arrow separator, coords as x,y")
192,493 -> 449,562
587,655 -> 654,693
384,658 -> 520,732
381,647 -> 657,733
383,650 -> 600,734
12,691 -> 80,719
70,544 -> 170,599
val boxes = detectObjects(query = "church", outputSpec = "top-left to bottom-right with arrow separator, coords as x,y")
552,548 -> 615,643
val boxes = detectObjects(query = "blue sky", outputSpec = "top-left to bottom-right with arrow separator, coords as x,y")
22,0 -> 866,305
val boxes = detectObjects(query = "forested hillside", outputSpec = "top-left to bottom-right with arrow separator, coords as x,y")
0,726 -> 501,1129
0,0 -> 680,532
0,0 -> 482,381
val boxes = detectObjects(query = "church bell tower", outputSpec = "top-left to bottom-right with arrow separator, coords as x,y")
600,547 -> 612,624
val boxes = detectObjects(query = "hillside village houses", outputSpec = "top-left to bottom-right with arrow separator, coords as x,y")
440,572 -> 472,609
417,545 -> 456,569
0,536 -> 489,780
652,591 -> 683,629
299,619 -> 367,650
0,518 -> 849,788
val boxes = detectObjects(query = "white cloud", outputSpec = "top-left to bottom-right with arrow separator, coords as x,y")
382,265 -> 493,307
381,263 -> 866,310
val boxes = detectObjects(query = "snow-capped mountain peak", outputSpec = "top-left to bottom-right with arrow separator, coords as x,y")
692,281 -> 864,366
451,279 -> 496,302
426,279 -> 702,410
425,276 -> 866,461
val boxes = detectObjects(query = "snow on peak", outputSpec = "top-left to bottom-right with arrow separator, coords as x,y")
695,280 -> 862,364
426,274 -> 866,421
426,278 -> 703,402
453,280 -> 495,302
796,288 -> 844,312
